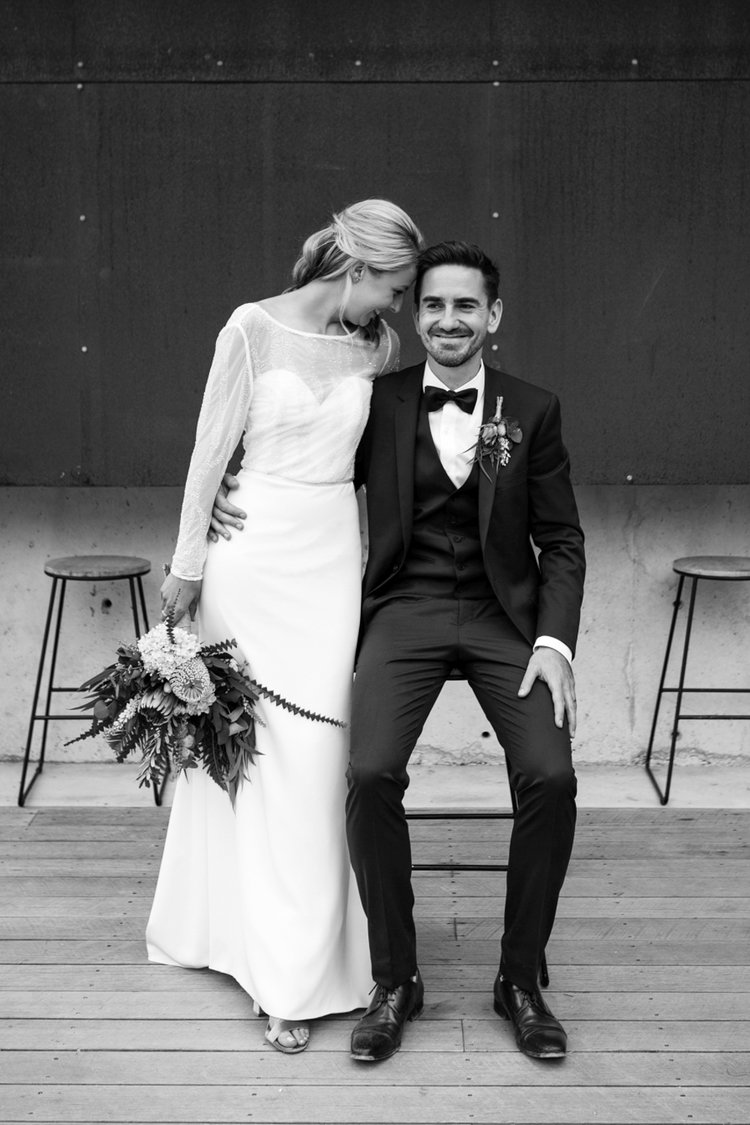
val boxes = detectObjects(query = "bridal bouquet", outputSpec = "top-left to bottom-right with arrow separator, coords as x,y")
68,615 -> 345,805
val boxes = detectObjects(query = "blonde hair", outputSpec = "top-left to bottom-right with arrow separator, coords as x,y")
290,198 -> 424,290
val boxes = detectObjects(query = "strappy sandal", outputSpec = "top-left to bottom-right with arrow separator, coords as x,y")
264,1016 -> 310,1055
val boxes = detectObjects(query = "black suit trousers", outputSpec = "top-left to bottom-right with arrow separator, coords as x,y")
346,595 -> 577,993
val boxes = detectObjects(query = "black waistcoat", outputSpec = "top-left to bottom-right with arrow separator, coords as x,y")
389,400 -> 495,599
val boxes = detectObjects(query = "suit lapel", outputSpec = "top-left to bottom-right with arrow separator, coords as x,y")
478,367 -> 501,546
393,366 -> 423,547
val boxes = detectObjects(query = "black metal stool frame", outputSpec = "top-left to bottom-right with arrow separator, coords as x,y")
18,568 -> 156,807
645,569 -> 750,806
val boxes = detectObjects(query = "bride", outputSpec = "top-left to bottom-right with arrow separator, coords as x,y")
148,199 -> 423,1053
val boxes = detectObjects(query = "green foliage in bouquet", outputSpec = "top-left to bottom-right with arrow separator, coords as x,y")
68,612 -> 345,806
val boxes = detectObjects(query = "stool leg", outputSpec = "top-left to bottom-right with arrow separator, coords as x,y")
18,578 -> 64,805
645,574 -> 685,804
128,575 -> 150,638
661,576 -> 699,806
130,576 -> 165,806
136,576 -> 150,634
43,578 -> 68,747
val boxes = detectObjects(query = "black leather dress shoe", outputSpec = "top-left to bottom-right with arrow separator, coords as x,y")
493,974 -> 567,1058
351,971 -> 424,1062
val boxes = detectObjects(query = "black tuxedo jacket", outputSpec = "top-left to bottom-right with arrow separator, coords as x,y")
355,363 -> 586,656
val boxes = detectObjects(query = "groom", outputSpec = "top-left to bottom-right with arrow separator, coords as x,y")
212,241 -> 585,1063
345,241 -> 585,1063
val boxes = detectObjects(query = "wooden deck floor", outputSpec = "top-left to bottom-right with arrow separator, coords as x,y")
1,805 -> 748,1124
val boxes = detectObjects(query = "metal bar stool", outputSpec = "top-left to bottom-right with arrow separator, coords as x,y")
406,669 -> 550,987
18,554 -> 157,807
645,555 -> 750,805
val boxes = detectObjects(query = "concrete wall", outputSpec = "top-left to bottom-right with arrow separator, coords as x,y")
3,485 -> 749,770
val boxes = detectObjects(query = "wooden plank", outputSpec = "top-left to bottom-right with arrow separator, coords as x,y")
1,989 -> 748,1022
0,1083 -> 748,1124
2,1049 -> 748,1088
416,897 -> 750,919
0,1018 -> 462,1052
6,892 -> 750,921
17,825 -> 168,843
8,806 -> 746,827
2,932 -> 748,969
0,840 -> 162,858
0,811 -> 34,835
409,820 -> 749,841
455,918 -> 750,941
0,918 -> 153,939
0,940 -> 152,964
412,872 -> 750,898
3,963 -> 749,994
5,889 -> 749,940
411,835 -> 750,860
573,808 -> 750,826
2,861 -> 747,896
11,826 -> 746,865
0,860 -> 162,876
0,877 -> 154,896
17,809 -> 167,826
426,875 -> 750,898
424,964 -> 750,992
463,1019 -> 750,1052
6,911 -> 748,945
1,934 -> 748,967
430,940 -> 750,966
0,896 -> 153,916
5,874 -> 749,906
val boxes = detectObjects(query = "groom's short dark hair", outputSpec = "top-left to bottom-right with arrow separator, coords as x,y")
414,242 -> 500,306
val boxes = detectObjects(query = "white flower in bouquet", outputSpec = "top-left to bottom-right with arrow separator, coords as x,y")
137,623 -> 201,679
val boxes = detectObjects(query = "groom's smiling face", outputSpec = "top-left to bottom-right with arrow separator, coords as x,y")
413,265 -> 502,369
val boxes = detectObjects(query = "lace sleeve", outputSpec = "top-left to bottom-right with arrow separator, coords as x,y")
170,319 -> 254,581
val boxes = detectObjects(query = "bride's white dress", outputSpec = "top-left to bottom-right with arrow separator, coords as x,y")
146,303 -> 400,1020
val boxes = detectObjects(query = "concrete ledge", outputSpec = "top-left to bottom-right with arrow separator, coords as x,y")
4,760 -> 749,810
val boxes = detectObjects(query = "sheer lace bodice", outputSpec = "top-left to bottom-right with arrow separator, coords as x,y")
171,303 -> 400,580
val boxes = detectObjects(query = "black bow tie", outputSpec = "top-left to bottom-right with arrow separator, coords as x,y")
423,386 -> 478,414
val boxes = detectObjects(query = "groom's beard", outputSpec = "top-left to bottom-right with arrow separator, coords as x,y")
424,331 -> 485,368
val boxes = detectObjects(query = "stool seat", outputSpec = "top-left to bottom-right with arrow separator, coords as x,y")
673,556 -> 750,580
44,555 -> 151,581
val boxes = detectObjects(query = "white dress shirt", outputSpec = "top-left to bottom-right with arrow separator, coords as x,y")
421,361 -> 572,665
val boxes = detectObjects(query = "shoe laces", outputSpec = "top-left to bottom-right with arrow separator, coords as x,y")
370,982 -> 397,1005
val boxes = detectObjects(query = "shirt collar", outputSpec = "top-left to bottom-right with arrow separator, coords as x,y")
422,360 -> 485,395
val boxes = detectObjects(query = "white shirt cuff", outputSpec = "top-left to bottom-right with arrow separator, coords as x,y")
534,636 -> 572,664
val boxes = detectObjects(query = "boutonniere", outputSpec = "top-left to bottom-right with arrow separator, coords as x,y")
473,396 -> 523,477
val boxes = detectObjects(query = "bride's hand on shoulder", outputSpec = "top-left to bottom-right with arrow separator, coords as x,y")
160,573 -> 202,624
208,472 -> 246,542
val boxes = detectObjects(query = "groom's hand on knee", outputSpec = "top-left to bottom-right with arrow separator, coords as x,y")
518,648 -> 577,738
